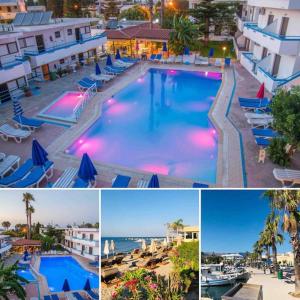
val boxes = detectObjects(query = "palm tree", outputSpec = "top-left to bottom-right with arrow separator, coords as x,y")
169,15 -> 198,55
1,221 -> 11,231
0,262 -> 28,300
22,193 -> 35,240
259,230 -> 271,264
148,0 -> 154,29
28,206 -> 35,238
264,190 -> 300,295
171,219 -> 184,236
253,240 -> 263,264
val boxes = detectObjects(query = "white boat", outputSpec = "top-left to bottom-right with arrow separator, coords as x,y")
201,274 -> 235,287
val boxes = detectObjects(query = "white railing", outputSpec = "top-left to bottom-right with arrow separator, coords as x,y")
73,83 -> 97,120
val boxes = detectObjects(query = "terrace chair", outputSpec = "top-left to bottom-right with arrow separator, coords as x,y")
255,137 -> 271,148
101,267 -> 119,283
273,168 -> 300,187
112,174 -> 131,188
13,115 -> 45,131
154,54 -> 162,62
149,54 -> 156,61
244,112 -> 273,120
0,123 -> 31,143
247,117 -> 273,128
85,290 -> 99,300
214,58 -> 222,67
252,128 -> 279,139
72,177 -> 90,188
52,167 -> 77,188
11,161 -> 54,188
0,155 -> 20,179
0,159 -> 33,186
193,182 -> 209,188
175,55 -> 183,63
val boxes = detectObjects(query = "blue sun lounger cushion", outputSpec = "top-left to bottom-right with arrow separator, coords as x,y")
0,159 -> 33,186
193,182 -> 209,188
51,295 -> 60,300
86,290 -> 99,299
73,292 -> 85,300
238,97 -> 270,103
72,177 -> 89,188
252,128 -> 279,138
255,137 -> 271,147
13,115 -> 44,129
44,296 -> 51,300
112,175 -> 131,188
149,54 -> 156,61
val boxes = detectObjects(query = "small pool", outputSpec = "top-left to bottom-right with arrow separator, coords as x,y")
39,256 -> 99,292
67,68 -> 221,183
17,267 -> 36,282
38,91 -> 84,123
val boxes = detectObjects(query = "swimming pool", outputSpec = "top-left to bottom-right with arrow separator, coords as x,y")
38,91 -> 84,124
17,266 -> 36,282
39,256 -> 99,292
67,68 -> 221,183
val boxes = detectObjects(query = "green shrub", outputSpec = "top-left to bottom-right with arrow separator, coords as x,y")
267,138 -> 290,167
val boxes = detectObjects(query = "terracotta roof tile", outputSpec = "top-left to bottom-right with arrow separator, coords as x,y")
12,239 -> 41,246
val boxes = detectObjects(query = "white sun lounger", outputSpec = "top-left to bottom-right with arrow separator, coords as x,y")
183,54 -> 195,64
166,55 -> 175,63
195,56 -> 209,65
137,178 -> 149,188
0,124 -> 31,143
175,55 -> 183,63
273,168 -> 300,187
0,155 -> 20,178
90,73 -> 114,82
0,152 -> 5,161
245,112 -> 273,120
52,167 -> 77,188
214,58 -> 223,67
247,118 -> 273,128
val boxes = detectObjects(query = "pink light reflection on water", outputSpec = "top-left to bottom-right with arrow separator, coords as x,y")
140,164 -> 169,175
72,137 -> 106,157
106,102 -> 132,116
43,92 -> 83,118
187,129 -> 217,149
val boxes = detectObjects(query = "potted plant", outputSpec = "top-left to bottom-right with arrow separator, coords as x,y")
23,86 -> 32,97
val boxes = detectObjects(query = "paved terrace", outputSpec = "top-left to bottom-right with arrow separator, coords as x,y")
0,60 -> 298,187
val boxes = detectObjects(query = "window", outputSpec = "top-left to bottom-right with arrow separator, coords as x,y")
16,77 -> 25,88
85,26 -> 91,33
7,42 -> 18,54
55,31 -> 61,38
59,59 -> 65,64
18,38 -> 26,49
71,55 -> 76,60
7,7 -> 11,12
67,29 -> 72,35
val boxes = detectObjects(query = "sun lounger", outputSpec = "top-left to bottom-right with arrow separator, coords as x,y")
90,74 -> 113,82
112,175 -> 131,188
149,54 -> 156,61
0,159 -> 33,186
0,152 -> 5,161
52,167 -> 77,188
166,55 -> 175,63
193,182 -> 209,188
115,60 -> 133,68
137,179 -> 149,188
78,80 -> 94,91
252,128 -> 279,138
247,118 -> 273,128
82,77 -> 102,89
44,296 -> 51,300
85,290 -> 99,299
183,54 -> 195,64
104,66 -> 123,75
11,161 -> 54,188
175,55 -> 183,63
101,267 -> 119,283
72,293 -> 85,300
273,168 -> 300,187
154,54 -> 162,62
255,137 -> 271,147
0,155 -> 20,179
113,254 -> 125,265
72,177 -> 90,188
239,100 -> 271,111
51,295 -> 60,300
13,115 -> 44,131
195,55 -> 209,66
0,124 -> 31,143
214,58 -> 222,67
239,97 -> 270,103
245,112 -> 273,120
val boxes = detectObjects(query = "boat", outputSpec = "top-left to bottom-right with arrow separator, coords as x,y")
201,274 -> 236,287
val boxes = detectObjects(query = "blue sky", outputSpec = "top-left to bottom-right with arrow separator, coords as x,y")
201,189 -> 291,253
101,190 -> 199,237
0,190 -> 99,227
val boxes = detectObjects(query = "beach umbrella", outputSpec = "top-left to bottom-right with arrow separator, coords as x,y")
141,239 -> 147,251
110,240 -> 115,256
115,49 -> 121,60
150,240 -> 157,253
32,139 -> 48,166
166,235 -> 170,244
95,63 -> 101,75
12,99 -> 23,116
163,238 -> 167,247
83,278 -> 91,291
77,153 -> 98,182
183,47 -> 190,55
148,174 -> 159,188
62,279 -> 71,292
256,83 -> 265,99
103,240 -> 110,259
106,54 -> 113,66
162,42 -> 167,52
208,48 -> 214,58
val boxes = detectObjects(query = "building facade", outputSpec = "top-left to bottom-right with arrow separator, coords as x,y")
0,234 -> 11,258
64,227 -> 99,261
0,0 -> 26,22
237,0 -> 300,92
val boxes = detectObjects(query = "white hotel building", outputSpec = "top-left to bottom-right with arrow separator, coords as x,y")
236,0 -> 300,92
64,227 -> 99,261
0,11 -> 107,104
0,234 -> 12,258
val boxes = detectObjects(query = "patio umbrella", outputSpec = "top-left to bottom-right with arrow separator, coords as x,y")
32,139 -> 48,166
162,42 -> 167,52
83,278 -> 91,291
95,63 -> 101,75
166,236 -> 170,244
163,238 -> 167,247
148,174 -> 159,188
62,279 -> 71,292
103,240 -> 110,259
115,49 -> 121,60
77,153 -> 98,183
110,240 -> 115,256
141,239 -> 147,251
106,54 -> 113,66
256,83 -> 265,99
149,240 -> 157,253
183,46 -> 190,55
208,48 -> 214,58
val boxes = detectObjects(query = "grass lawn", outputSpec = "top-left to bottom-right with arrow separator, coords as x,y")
194,40 -> 236,58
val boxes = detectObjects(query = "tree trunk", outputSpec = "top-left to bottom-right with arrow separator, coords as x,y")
272,240 -> 278,274
160,0 -> 164,28
28,213 -> 31,240
149,0 -> 153,29
204,17 -> 209,46
291,232 -> 300,294
26,202 -> 29,240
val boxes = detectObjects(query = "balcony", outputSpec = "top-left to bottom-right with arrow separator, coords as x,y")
244,23 -> 300,56
24,33 -> 107,67
64,246 -> 98,261
0,244 -> 12,254
0,58 -> 31,85
65,236 -> 99,247
247,0 -> 300,9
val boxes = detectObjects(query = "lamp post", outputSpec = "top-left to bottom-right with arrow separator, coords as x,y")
222,46 -> 227,58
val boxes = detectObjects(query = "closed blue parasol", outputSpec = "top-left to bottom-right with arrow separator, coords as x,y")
208,48 -> 214,58
32,139 -> 48,166
183,47 -> 190,55
95,63 -> 101,75
62,279 -> 71,292
106,54 -> 113,66
162,42 -> 167,52
83,278 -> 91,291
13,99 -> 24,116
115,49 -> 121,59
78,153 -> 98,182
148,174 -> 159,188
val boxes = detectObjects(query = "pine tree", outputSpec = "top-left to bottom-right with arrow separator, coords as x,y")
63,0 -> 82,17
102,0 -> 122,20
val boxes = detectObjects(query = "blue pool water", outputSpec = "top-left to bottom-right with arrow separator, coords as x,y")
17,267 -> 36,282
39,256 -> 99,292
67,68 -> 222,183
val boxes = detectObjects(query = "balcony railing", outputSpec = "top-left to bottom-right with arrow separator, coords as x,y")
0,56 -> 28,70
24,33 -> 107,56
66,236 -> 99,243
244,23 -> 300,41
